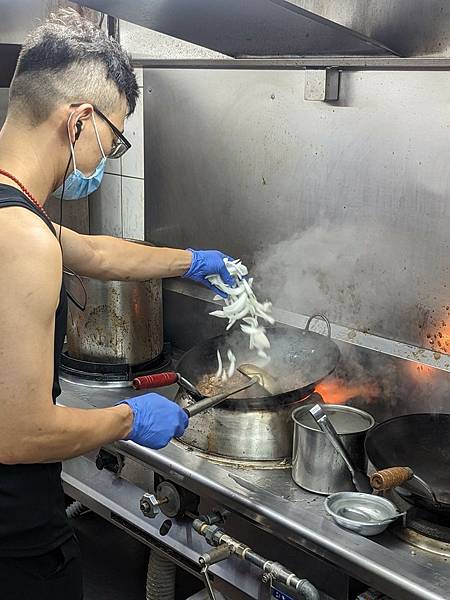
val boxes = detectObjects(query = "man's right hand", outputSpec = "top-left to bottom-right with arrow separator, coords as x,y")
119,393 -> 189,449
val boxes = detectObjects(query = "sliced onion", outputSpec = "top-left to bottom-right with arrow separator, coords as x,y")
215,349 -> 223,379
227,349 -> 236,379
225,318 -> 237,331
209,257 -> 274,360
209,310 -> 229,319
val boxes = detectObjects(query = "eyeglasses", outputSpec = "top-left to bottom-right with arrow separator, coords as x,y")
93,106 -> 132,159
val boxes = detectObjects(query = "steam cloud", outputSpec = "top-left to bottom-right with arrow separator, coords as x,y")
251,221 -> 450,416
253,221 -> 445,342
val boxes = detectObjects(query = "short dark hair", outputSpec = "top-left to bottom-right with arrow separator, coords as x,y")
9,8 -> 139,123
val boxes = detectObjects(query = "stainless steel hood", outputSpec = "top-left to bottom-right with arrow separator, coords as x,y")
0,45 -> 21,88
0,0 -> 51,88
291,1 -> 450,58
81,0 -> 397,58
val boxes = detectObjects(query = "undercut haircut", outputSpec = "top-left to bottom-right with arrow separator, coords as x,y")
9,8 -> 139,124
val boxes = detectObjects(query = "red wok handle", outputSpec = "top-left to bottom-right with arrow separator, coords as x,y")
133,372 -> 179,390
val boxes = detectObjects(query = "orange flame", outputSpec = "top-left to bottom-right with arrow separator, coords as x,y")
316,378 -> 380,405
425,313 -> 450,354
406,361 -> 437,381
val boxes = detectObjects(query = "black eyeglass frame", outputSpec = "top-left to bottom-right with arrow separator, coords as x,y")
93,106 -> 132,159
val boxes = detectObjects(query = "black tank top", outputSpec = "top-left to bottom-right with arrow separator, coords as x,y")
0,184 -> 72,556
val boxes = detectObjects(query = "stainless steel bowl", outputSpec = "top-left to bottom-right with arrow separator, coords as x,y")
325,492 -> 404,536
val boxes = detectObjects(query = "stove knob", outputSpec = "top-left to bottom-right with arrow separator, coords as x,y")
95,450 -> 120,474
140,493 -> 168,519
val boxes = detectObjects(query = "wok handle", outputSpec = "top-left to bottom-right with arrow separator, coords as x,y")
370,467 -> 414,491
305,314 -> 331,338
185,377 -> 258,418
133,372 -> 179,390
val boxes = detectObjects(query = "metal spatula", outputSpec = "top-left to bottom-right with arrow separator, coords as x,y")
309,403 -> 372,494
237,363 -> 281,396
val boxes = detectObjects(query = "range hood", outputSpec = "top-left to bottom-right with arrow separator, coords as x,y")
0,45 -> 21,88
0,0 -> 51,87
81,0 -> 397,58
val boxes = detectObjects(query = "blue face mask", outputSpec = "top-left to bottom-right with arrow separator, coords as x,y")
54,113 -> 107,200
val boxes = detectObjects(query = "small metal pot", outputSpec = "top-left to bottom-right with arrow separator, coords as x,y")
66,240 -> 163,365
291,404 -> 374,495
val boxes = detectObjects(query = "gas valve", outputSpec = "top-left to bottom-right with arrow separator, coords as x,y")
139,480 -> 199,520
140,493 -> 169,518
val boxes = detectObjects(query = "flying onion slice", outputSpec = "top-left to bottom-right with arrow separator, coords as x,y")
209,258 -> 274,359
215,349 -> 223,379
227,349 -> 236,379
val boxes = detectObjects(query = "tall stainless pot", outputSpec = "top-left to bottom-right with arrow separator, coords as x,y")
291,404 -> 374,495
66,241 -> 163,365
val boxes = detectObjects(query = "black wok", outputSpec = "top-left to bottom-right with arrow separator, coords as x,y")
365,413 -> 450,515
175,316 -> 341,410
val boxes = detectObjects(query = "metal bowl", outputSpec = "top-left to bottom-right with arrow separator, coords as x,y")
325,492 -> 404,536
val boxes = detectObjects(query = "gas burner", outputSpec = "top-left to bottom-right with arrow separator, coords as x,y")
60,349 -> 172,388
395,528 -> 450,558
394,508 -> 450,557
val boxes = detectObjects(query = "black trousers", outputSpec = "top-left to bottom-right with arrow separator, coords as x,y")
0,536 -> 83,600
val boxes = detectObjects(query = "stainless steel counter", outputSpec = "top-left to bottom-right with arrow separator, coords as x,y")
60,379 -> 450,600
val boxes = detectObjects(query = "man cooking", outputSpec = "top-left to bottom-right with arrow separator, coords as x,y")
0,9 -> 235,599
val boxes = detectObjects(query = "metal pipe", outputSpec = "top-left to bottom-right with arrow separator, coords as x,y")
243,551 -> 319,599
193,515 -> 320,599
199,545 -> 233,567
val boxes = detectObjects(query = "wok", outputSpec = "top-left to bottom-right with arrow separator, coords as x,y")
365,413 -> 450,515
174,315 -> 340,410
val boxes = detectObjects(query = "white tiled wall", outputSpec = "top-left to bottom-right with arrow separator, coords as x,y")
121,68 -> 145,239
89,172 -> 123,236
122,92 -> 144,180
91,19 -> 227,240
122,176 -> 145,240
0,89 -> 9,126
90,67 -> 145,239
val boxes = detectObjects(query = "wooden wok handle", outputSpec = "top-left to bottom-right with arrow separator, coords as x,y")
370,467 -> 414,491
133,372 -> 179,390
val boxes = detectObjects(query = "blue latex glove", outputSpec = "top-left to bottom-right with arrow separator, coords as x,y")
183,249 -> 236,297
119,393 -> 189,449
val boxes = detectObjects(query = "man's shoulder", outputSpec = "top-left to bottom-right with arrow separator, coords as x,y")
0,204 -> 60,264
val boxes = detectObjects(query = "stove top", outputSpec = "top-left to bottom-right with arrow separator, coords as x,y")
396,526 -> 450,557
60,349 -> 172,388
392,506 -> 450,557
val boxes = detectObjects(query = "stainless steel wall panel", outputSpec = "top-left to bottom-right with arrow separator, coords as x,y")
144,67 -> 450,351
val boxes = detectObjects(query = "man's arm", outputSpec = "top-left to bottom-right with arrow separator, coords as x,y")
0,209 -> 134,463
53,223 -> 192,280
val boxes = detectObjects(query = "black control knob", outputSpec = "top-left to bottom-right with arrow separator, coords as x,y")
96,450 -> 120,474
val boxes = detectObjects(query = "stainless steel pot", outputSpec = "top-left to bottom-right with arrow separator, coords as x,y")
176,387 -> 301,461
291,404 -> 374,495
66,241 -> 163,365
